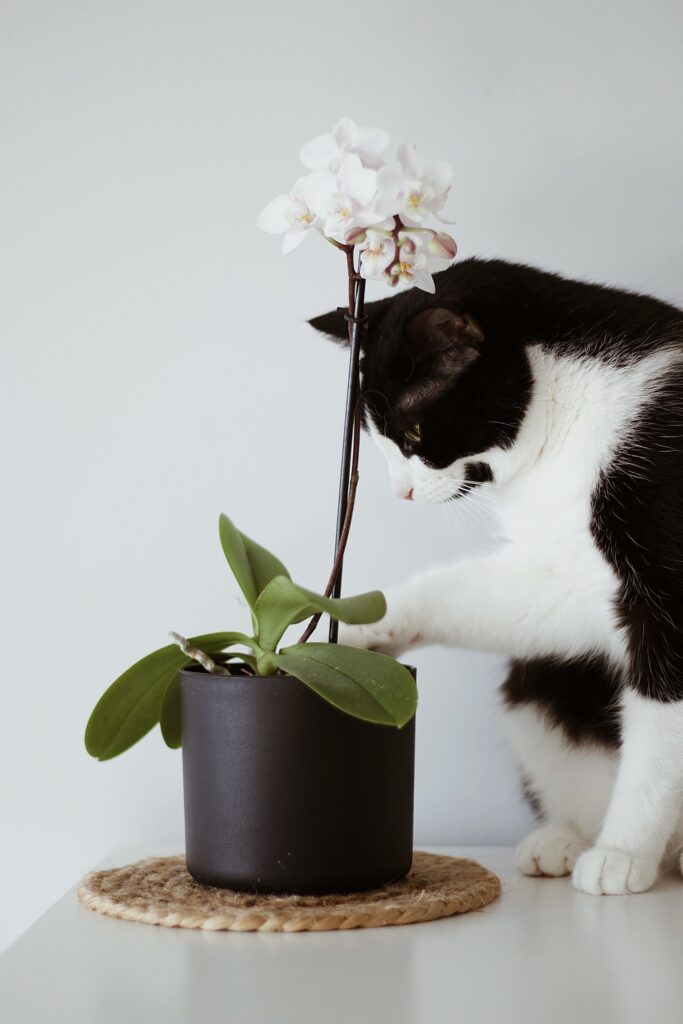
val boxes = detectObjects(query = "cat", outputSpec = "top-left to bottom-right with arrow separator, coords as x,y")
310,257 -> 683,896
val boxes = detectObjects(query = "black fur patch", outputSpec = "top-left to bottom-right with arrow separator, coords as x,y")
521,776 -> 545,819
501,657 -> 623,748
464,461 -> 494,485
590,374 -> 683,702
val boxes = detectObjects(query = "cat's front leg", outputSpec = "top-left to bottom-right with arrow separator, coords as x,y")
573,691 -> 683,895
337,557 -> 498,656
340,545 -> 614,661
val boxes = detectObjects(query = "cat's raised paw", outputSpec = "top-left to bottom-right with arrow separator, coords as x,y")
572,848 -> 657,895
516,824 -> 584,877
337,621 -> 408,657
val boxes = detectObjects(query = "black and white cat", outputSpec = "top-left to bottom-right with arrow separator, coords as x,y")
311,258 -> 683,896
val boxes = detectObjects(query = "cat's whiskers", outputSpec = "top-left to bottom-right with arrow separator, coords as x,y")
438,500 -> 470,553
459,491 -> 504,536
443,494 -> 489,554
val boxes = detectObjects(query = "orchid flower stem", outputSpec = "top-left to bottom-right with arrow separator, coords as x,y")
298,246 -> 365,645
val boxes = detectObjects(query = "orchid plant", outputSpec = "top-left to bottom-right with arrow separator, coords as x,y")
258,117 -> 457,294
86,514 -> 418,760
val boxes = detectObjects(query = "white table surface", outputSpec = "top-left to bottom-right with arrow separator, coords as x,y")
1,844 -> 682,1024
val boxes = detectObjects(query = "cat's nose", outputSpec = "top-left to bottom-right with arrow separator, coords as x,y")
404,488 -> 414,501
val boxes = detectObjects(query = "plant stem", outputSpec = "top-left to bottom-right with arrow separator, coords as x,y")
298,247 -> 366,644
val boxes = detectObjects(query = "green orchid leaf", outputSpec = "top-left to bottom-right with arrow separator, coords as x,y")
254,576 -> 386,652
295,583 -> 386,624
277,643 -> 417,728
85,632 -> 246,760
218,513 -> 290,610
160,672 -> 182,749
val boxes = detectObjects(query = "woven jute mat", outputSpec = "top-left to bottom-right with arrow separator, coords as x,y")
78,851 -> 500,933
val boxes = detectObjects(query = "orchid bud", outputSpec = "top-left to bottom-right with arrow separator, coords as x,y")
428,232 -> 458,259
400,236 -> 417,255
345,227 -> 367,245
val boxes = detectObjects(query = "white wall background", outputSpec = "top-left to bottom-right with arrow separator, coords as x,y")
1,0 -> 682,952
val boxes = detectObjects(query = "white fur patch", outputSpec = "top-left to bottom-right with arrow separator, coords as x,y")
504,704 -> 618,840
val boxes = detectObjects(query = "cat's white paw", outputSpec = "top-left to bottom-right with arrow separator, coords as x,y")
337,620 -> 413,657
572,848 -> 657,895
517,824 -> 585,877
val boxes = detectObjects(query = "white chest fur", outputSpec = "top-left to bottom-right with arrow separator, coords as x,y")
483,347 -> 678,663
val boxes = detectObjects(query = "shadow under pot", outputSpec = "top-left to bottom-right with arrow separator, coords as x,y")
180,665 -> 416,894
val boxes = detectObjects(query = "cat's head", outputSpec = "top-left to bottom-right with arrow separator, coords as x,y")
309,264 -> 531,503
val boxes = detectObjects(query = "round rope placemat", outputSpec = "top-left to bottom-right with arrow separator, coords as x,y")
78,851 -> 500,932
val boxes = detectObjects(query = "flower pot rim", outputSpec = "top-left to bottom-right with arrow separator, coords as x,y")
179,662 -> 418,728
179,661 -> 417,682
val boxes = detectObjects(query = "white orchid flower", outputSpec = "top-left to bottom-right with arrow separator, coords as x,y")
257,176 -> 321,254
397,143 -> 453,224
375,144 -> 454,227
397,229 -> 450,292
389,250 -> 436,293
307,155 -> 381,242
300,117 -> 391,173
359,231 -> 396,280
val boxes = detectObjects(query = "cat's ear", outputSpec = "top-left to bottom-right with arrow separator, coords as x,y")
307,307 -> 347,341
308,297 -> 392,347
405,307 -> 484,362
399,307 -> 484,412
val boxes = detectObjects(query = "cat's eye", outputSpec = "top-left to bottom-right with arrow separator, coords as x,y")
404,424 -> 421,445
